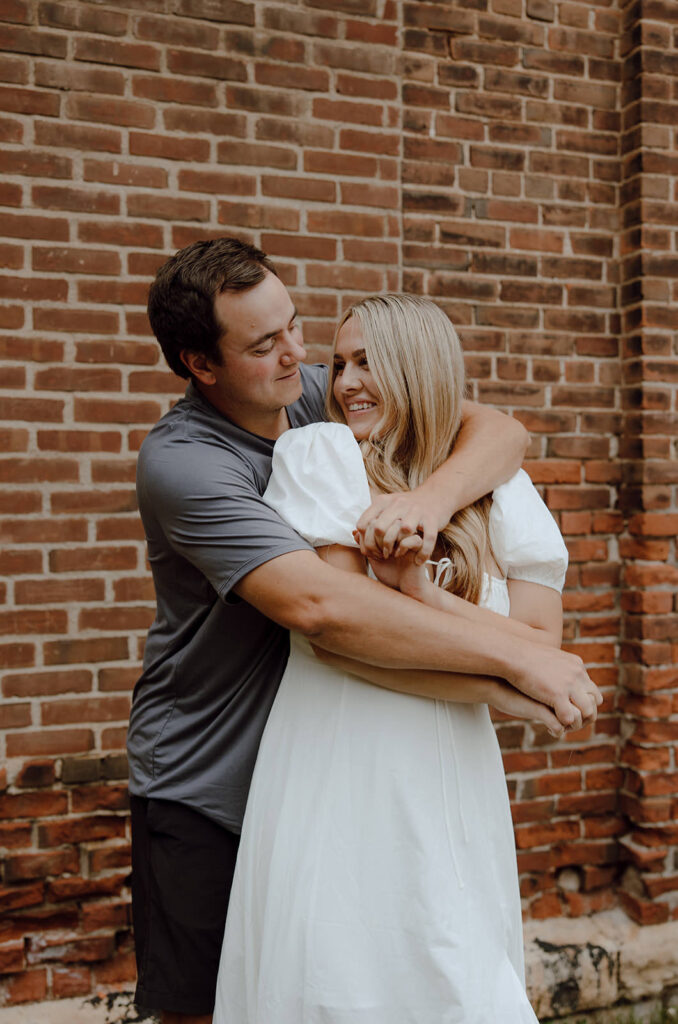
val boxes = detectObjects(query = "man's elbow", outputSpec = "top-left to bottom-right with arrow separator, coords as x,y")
274,590 -> 334,637
512,416 -> 529,460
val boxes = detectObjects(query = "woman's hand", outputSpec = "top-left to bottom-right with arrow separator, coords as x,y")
487,679 -> 566,739
365,549 -> 430,595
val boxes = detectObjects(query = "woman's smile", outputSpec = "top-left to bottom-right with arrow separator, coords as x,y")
333,319 -> 383,441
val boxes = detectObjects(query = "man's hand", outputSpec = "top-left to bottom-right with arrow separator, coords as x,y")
508,644 -> 602,730
355,489 -> 449,564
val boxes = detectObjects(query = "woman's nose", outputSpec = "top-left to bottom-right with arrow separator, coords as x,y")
340,363 -> 361,391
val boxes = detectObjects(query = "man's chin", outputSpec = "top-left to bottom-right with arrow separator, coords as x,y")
281,375 -> 303,405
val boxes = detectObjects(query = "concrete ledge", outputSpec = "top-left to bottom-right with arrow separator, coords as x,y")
0,993 -> 154,1024
1,912 -> 677,1023
526,910 -> 678,1019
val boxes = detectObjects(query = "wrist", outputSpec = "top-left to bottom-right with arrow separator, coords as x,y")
417,473 -> 459,524
400,574 -> 433,602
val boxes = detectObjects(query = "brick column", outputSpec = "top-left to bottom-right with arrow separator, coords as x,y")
617,0 -> 678,926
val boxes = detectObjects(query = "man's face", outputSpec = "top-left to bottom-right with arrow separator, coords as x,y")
206,272 -> 307,428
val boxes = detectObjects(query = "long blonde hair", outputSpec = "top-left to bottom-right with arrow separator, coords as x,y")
327,294 -> 492,604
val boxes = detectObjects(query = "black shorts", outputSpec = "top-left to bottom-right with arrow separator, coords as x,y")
130,795 -> 240,1016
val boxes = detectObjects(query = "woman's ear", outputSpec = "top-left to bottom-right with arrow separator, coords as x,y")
180,349 -> 217,385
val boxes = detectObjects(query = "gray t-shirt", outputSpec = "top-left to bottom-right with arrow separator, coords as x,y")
127,362 -> 329,831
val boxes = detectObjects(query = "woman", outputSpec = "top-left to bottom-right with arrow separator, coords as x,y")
213,295 -> 570,1023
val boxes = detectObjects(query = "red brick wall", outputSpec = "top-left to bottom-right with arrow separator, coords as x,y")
0,0 -> 676,1007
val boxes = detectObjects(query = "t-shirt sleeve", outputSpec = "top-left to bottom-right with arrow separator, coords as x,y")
263,422 -> 372,547
489,468 -> 569,593
139,445 -> 314,601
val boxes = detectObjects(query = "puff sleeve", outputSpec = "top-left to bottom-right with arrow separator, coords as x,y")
263,422 -> 372,547
489,469 -> 568,593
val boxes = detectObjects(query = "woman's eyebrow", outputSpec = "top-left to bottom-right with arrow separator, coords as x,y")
333,348 -> 365,361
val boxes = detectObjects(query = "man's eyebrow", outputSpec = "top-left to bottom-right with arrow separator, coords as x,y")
247,308 -> 298,349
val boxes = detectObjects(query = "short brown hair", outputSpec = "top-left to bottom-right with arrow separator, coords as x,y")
147,237 -> 277,379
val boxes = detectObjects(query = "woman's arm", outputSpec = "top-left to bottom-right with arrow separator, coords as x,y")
311,646 -> 564,737
354,401 -> 528,562
310,544 -> 567,736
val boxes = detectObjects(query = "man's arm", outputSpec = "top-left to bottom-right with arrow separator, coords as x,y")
233,548 -> 599,729
355,401 -> 528,562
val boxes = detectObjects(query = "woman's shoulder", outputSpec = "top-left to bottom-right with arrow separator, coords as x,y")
489,469 -> 568,592
265,422 -> 371,548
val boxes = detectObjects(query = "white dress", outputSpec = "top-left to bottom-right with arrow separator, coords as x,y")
214,423 -> 568,1024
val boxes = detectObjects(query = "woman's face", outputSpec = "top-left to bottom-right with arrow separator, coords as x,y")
333,317 -> 383,441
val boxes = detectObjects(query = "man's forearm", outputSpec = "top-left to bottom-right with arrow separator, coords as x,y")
307,566 -> 523,679
236,550 -> 598,728
428,401 -> 528,519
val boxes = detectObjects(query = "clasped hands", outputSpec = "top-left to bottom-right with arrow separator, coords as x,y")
354,490 -> 603,736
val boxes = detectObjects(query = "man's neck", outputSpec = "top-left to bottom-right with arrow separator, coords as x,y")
193,381 -> 291,440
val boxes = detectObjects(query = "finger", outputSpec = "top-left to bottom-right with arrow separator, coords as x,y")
415,517 -> 438,565
553,696 -> 578,729
380,518 -> 404,559
395,534 -> 424,554
580,692 -> 599,726
352,529 -> 368,558
566,702 -> 583,732
541,711 -> 565,739
355,496 -> 390,531
361,518 -> 381,557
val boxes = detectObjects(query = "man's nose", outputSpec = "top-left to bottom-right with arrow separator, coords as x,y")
280,332 -> 306,364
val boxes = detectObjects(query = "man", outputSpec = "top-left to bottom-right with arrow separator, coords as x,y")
129,237 -> 600,1024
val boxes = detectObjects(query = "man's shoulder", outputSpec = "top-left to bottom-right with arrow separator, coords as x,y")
137,396 -> 257,497
294,362 -> 328,425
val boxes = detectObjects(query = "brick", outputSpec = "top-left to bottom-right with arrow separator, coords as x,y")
74,398 -> 161,425
167,47 -> 247,81
0,643 -> 35,670
66,94 -> 155,130
5,849 -> 79,882
0,24 -> 66,58
0,212 -> 70,241
217,141 -> 296,170
32,246 -> 121,275
164,107 -> 246,137
78,607 -> 154,632
34,120 -> 121,152
178,169 -> 256,195
41,697 -> 131,727
33,307 -> 118,334
6,730 -> 94,757
43,636 -> 129,666
0,84 -> 59,116
255,62 -> 329,92
0,609 -> 67,636
14,579 -> 105,605
34,61 -> 125,95
261,175 -> 335,203
73,37 -> 160,72
52,967 -> 91,999
174,0 -> 254,24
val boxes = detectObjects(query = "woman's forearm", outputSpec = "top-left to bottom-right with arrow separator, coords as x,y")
312,647 -> 495,702
404,577 -> 560,647
311,647 -> 565,736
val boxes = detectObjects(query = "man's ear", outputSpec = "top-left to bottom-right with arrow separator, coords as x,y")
180,349 -> 217,385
